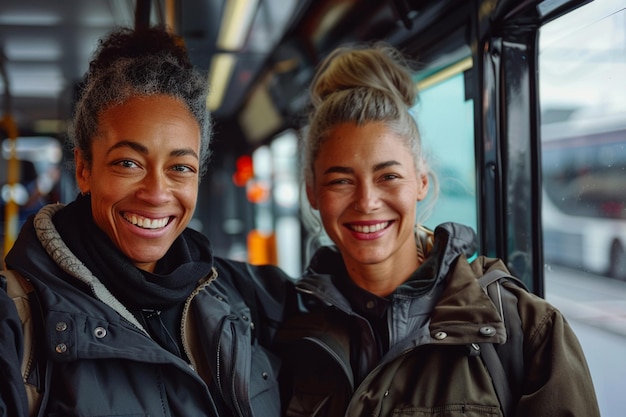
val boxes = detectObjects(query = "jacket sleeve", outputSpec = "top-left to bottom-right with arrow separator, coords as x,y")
0,286 -> 29,417
515,288 -> 601,417
213,257 -> 297,346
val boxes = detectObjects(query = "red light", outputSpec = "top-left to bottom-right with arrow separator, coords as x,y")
232,155 -> 254,186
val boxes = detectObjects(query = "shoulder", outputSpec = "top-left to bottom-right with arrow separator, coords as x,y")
468,256 -> 568,343
212,257 -> 295,310
506,282 -> 565,345
212,257 -> 293,287
0,271 -> 30,417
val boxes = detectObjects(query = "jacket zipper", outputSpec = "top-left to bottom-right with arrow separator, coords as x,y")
228,321 -> 245,417
180,267 -> 218,370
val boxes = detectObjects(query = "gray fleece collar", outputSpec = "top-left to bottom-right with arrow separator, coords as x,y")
34,204 -> 147,333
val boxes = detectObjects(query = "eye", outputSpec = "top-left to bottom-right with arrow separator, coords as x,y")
327,177 -> 351,186
171,164 -> 196,173
115,159 -> 139,169
169,159 -> 199,176
381,173 -> 400,181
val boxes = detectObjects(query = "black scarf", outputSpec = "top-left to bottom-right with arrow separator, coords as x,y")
54,194 -> 214,311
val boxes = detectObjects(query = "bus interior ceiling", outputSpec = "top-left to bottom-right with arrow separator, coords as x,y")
2,0 -> 510,153
1,0 -> 578,266
0,0 -> 479,249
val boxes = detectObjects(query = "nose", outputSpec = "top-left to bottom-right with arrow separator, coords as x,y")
353,183 -> 380,213
136,170 -> 172,204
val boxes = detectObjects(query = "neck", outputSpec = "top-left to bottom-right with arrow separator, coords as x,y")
343,242 -> 421,297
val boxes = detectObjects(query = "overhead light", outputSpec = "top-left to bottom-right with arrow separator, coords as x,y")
0,12 -> 60,26
207,53 -> 236,111
7,64 -> 64,97
5,39 -> 62,61
217,0 -> 259,50
34,119 -> 66,134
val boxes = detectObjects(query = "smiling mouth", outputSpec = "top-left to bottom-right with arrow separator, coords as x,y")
348,221 -> 390,234
123,213 -> 170,229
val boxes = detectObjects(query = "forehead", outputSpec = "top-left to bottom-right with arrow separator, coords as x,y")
317,122 -> 412,165
96,95 -> 201,150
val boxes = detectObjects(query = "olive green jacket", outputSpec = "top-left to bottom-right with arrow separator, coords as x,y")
277,223 -> 600,417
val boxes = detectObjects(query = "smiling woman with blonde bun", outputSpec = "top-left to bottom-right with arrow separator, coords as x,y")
0,25 -> 294,417
276,43 -> 600,417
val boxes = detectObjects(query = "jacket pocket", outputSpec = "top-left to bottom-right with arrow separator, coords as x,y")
249,344 -> 281,416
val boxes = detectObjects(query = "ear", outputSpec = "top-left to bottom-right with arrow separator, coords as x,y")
305,183 -> 318,210
74,149 -> 91,194
416,172 -> 429,201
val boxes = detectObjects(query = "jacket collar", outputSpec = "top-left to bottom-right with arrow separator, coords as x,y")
295,223 -> 506,345
298,222 -> 478,304
427,256 -> 507,345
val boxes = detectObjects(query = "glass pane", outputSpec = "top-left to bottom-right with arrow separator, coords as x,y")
413,71 -> 477,231
539,1 -> 626,416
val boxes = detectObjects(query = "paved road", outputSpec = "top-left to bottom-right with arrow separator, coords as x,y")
544,265 -> 626,417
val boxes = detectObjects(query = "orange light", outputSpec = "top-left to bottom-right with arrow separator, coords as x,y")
247,230 -> 277,265
246,179 -> 270,203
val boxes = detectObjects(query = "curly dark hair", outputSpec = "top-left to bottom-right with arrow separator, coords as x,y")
69,25 -> 212,177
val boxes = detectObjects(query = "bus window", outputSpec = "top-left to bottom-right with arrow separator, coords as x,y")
539,1 -> 626,415
413,64 -> 477,232
1,136 -> 62,254
246,130 -> 302,277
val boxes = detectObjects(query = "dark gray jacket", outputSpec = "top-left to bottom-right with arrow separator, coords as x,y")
0,204 -> 293,417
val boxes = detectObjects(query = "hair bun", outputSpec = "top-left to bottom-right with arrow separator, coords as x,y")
89,26 -> 191,75
310,43 -> 417,108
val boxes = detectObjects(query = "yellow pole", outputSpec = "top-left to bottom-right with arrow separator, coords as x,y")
165,0 -> 177,33
1,114 -> 20,259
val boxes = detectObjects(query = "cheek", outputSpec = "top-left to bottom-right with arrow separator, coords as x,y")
88,196 -> 118,238
317,192 -> 345,215
179,185 -> 199,210
393,190 -> 419,216
313,196 -> 333,221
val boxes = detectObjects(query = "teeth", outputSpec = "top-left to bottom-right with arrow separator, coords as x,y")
124,213 -> 169,229
351,222 -> 389,233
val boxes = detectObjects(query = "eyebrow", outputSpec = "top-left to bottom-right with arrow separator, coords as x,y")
107,140 -> 199,160
323,160 -> 402,175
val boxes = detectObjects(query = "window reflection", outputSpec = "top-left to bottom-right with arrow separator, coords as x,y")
539,2 -> 626,416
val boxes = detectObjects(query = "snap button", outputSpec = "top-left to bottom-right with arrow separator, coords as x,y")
241,314 -> 249,321
479,326 -> 496,336
262,372 -> 268,380
366,300 -> 375,309
55,343 -> 67,354
467,343 -> 481,357
433,331 -> 447,340
94,326 -> 107,339
55,322 -> 68,332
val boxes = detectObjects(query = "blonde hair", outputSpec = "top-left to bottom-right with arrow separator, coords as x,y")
302,43 -> 430,185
